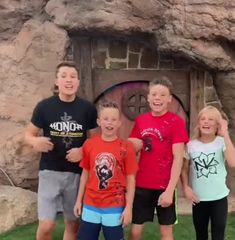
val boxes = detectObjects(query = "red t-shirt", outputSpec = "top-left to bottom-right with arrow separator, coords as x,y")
130,111 -> 188,190
80,135 -> 138,208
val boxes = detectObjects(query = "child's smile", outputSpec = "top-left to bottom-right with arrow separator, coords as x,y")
199,114 -> 218,137
147,84 -> 172,116
97,107 -> 121,141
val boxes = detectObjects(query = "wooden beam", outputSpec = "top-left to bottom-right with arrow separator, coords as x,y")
190,69 -> 205,136
73,37 -> 94,101
93,69 -> 189,103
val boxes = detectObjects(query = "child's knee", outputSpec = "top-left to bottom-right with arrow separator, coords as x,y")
64,219 -> 79,234
160,224 -> 174,239
38,220 -> 56,235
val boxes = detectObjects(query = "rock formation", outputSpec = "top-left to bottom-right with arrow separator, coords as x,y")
0,186 -> 37,233
0,0 -> 235,193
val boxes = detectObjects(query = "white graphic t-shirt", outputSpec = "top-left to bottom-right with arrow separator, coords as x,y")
186,136 -> 229,201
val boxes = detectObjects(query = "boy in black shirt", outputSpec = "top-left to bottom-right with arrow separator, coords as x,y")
25,61 -> 98,240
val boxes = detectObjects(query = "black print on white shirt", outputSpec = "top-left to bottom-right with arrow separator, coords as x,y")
193,152 -> 219,178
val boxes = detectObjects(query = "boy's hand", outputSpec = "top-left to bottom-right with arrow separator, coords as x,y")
32,137 -> 54,152
158,190 -> 173,208
66,147 -> 83,162
121,206 -> 132,227
74,201 -> 82,218
128,138 -> 143,153
184,186 -> 199,205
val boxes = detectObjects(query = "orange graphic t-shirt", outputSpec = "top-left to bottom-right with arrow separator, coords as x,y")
80,135 -> 138,208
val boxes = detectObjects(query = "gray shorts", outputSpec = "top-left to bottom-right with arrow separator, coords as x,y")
38,170 -> 80,221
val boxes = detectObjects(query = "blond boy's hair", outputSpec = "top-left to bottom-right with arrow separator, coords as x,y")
97,101 -> 120,116
149,76 -> 173,94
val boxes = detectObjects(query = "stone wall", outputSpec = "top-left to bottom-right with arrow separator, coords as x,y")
0,19 -> 69,190
91,38 -> 191,70
0,0 -> 235,193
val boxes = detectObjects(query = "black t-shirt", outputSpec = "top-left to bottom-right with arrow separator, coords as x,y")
31,95 -> 97,173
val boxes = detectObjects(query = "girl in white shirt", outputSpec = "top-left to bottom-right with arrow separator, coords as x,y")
181,106 -> 235,240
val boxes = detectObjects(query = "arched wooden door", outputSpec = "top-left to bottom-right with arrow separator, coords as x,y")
95,81 -> 188,139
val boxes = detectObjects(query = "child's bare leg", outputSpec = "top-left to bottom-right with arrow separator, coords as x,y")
128,224 -> 144,240
36,220 -> 56,240
160,224 -> 174,240
63,219 -> 79,240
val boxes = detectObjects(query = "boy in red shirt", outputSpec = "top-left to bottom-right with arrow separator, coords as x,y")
74,101 -> 138,240
128,77 -> 188,240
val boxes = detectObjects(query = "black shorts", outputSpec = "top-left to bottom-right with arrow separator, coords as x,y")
132,187 -> 176,225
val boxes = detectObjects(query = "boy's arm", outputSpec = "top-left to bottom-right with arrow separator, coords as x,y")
66,127 -> 99,163
88,127 -> 99,137
181,158 -> 190,190
158,143 -> 184,207
74,169 -> 89,217
128,138 -> 143,153
181,158 -> 199,204
121,174 -> 136,226
25,123 -> 54,152
128,119 -> 142,153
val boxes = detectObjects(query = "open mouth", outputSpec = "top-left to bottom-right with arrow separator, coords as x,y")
105,126 -> 114,131
65,85 -> 74,89
153,102 -> 162,107
202,126 -> 210,130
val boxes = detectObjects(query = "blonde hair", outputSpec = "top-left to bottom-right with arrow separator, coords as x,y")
97,101 -> 120,117
193,105 -> 225,139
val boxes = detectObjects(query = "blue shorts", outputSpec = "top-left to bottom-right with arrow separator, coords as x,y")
82,205 -> 124,226
78,205 -> 125,240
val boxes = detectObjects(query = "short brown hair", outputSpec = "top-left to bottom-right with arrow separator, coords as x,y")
97,101 -> 120,116
149,76 -> 173,94
55,61 -> 79,77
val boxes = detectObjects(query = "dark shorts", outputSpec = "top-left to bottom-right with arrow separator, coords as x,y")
78,220 -> 124,240
132,187 -> 176,225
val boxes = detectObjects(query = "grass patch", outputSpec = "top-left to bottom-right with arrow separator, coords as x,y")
0,214 -> 234,239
